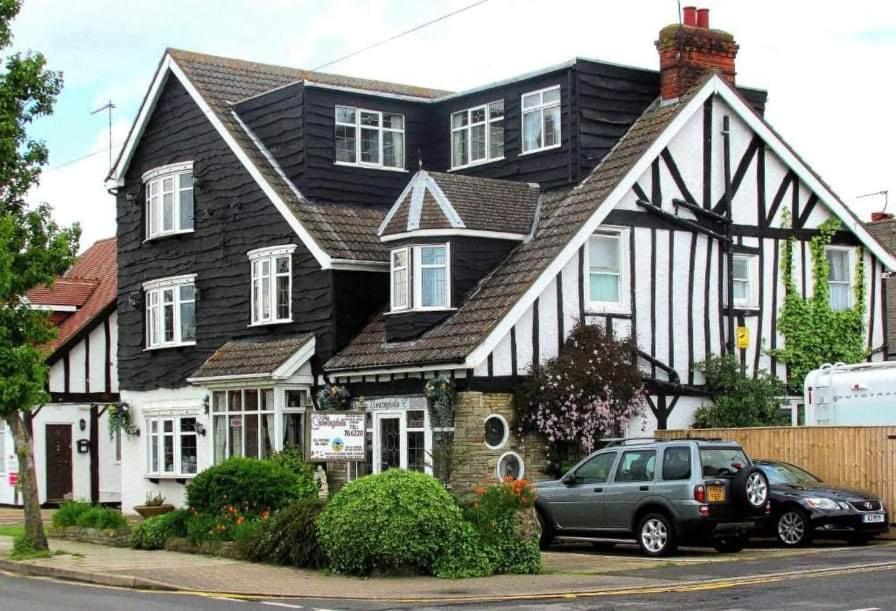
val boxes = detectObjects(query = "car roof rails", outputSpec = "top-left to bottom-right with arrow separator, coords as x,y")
602,437 -> 662,448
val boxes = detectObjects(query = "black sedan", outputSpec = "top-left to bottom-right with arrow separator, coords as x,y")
754,460 -> 889,547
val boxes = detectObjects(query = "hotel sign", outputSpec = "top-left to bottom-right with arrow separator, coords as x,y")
308,412 -> 365,462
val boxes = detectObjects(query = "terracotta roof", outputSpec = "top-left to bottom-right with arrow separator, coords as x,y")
168,49 -> 392,263
189,334 -> 315,380
37,238 -> 117,356
326,91 -> 695,371
380,171 -> 540,237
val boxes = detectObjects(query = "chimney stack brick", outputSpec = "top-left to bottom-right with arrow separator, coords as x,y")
656,8 -> 739,100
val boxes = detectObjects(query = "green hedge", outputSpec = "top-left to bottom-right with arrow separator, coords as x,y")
53,501 -> 93,528
316,470 -> 467,576
186,457 -> 309,516
53,501 -> 126,530
129,510 -> 190,550
240,498 -> 327,568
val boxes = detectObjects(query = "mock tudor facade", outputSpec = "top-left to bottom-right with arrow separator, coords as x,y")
108,9 -> 895,505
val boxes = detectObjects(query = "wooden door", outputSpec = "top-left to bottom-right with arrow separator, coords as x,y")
45,424 -> 73,502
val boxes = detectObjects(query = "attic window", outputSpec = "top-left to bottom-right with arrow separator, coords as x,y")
389,244 -> 451,312
143,162 -> 194,240
521,85 -> 561,154
450,101 -> 504,169
335,106 -> 405,170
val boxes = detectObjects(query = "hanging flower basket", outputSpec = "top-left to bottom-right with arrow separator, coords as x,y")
316,385 -> 351,410
424,377 -> 455,428
107,402 -> 139,440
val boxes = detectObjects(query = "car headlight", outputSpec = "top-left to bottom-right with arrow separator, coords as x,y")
838,501 -> 850,511
804,497 -> 840,511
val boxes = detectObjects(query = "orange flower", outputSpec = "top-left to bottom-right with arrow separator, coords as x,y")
475,486 -> 486,496
236,516 -> 244,525
261,511 -> 270,520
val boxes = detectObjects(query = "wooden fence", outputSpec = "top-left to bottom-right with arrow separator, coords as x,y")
658,426 -> 896,522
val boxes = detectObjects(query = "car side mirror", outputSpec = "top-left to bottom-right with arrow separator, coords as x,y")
561,473 -> 576,486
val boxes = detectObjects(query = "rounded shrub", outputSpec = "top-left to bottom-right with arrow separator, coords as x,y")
240,498 -> 327,568
266,448 -> 317,499
129,509 -> 189,550
316,470 -> 467,575
74,506 -> 127,530
186,457 -> 307,516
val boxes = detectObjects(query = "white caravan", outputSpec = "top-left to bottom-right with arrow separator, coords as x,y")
804,361 -> 896,426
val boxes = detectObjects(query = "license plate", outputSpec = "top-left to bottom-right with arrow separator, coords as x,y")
863,513 -> 885,524
708,485 -> 726,502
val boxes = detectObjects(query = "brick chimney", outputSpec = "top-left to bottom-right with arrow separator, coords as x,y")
871,211 -> 894,222
656,7 -> 739,101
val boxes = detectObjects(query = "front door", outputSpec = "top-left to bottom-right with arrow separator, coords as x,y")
370,409 -> 429,474
376,414 -> 401,472
45,424 -> 73,502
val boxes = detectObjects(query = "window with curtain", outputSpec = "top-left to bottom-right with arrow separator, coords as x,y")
521,85 -> 561,154
282,389 -> 306,452
249,245 -> 295,325
826,248 -> 851,311
335,105 -> 405,169
144,275 -> 196,349
211,389 -> 276,463
450,100 -> 504,168
146,416 -> 197,476
144,164 -> 194,240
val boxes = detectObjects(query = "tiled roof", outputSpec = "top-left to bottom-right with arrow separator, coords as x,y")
189,334 -> 315,380
326,91 -> 694,371
168,49 -> 396,262
36,238 -> 117,355
381,171 -> 540,237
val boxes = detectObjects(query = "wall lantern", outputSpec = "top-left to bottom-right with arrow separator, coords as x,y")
79,418 -> 87,432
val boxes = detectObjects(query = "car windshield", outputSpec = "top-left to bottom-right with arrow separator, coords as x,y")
757,462 -> 821,485
699,448 -> 749,477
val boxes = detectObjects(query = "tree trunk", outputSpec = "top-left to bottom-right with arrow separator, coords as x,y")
6,413 -> 47,550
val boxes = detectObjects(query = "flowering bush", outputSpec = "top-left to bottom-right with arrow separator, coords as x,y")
424,376 -> 455,427
316,384 -> 350,410
107,402 -> 138,439
515,323 -> 646,472
239,499 -> 327,568
185,505 -> 266,544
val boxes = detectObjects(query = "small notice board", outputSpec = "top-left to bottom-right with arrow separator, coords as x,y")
308,412 -> 365,462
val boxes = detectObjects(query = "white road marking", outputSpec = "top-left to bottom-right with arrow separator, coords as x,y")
261,602 -> 305,609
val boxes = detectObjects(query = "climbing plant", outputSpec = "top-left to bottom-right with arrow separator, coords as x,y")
770,216 -> 866,392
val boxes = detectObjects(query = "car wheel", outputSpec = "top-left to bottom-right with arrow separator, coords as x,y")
536,509 -> 554,550
777,509 -> 812,547
733,467 -> 770,512
713,536 -> 747,553
637,513 -> 677,557
847,533 -> 875,546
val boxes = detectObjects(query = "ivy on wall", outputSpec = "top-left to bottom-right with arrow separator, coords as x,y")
770,216 -> 866,391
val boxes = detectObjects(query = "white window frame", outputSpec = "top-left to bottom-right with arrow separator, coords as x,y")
390,247 -> 410,311
145,416 -> 198,478
731,254 -> 757,308
412,243 -> 451,311
496,451 -> 525,481
483,414 -> 509,450
370,408 -> 432,475
211,388 -> 277,464
586,227 -> 630,314
825,246 -> 854,311
143,162 -> 194,241
144,274 -> 197,350
520,85 -> 561,155
248,245 -> 296,326
450,100 -> 505,170
334,106 -> 406,171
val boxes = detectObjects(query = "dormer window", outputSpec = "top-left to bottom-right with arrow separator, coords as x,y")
335,106 -> 405,170
248,245 -> 296,325
389,244 -> 451,312
521,85 -> 561,154
143,162 -> 194,240
451,101 -> 504,169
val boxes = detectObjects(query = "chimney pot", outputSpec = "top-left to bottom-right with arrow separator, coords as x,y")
871,211 -> 894,222
683,6 -> 697,26
696,8 -> 710,28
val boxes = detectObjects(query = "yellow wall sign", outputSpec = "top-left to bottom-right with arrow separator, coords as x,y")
736,326 -> 750,349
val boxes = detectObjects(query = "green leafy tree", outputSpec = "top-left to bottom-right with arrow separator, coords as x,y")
692,355 -> 788,428
0,0 -> 79,551
770,216 -> 866,392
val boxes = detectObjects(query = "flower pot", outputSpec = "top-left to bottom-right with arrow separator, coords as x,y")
134,504 -> 175,519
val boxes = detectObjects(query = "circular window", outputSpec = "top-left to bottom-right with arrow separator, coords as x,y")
483,414 -> 509,449
497,451 -> 525,481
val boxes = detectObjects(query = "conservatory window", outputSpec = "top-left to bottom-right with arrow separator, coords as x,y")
451,100 -> 504,168
143,162 -> 194,240
826,247 -> 852,311
212,389 -> 276,463
521,85 -> 561,154
146,416 -> 197,476
248,245 -> 295,325
335,106 -> 405,170
144,275 -> 196,349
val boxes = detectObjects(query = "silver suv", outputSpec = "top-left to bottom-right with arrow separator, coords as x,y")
535,438 -> 770,556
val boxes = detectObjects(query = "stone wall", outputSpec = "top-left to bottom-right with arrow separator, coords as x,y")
448,392 -> 548,496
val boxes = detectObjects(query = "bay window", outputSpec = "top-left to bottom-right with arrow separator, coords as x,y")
144,275 -> 196,349
389,244 -> 451,312
143,162 -> 194,240
212,389 -> 276,463
335,106 -> 405,170
390,248 -> 409,310
146,416 -> 198,476
418,245 -> 448,307
521,85 -> 561,154
826,247 -> 852,311
451,100 -> 504,168
248,245 -> 295,325
587,228 -> 629,312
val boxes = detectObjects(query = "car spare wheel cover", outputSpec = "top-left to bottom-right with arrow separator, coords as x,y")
732,466 -> 769,510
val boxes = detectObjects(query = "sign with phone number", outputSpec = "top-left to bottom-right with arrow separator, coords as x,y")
308,412 -> 365,462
